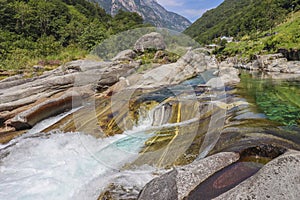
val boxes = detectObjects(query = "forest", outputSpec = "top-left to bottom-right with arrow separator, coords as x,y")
185,0 -> 300,44
0,0 -> 147,74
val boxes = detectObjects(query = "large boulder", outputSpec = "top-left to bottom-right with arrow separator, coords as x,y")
134,32 -> 166,53
176,152 -> 239,199
112,49 -> 137,61
215,150 -> 300,200
137,152 -> 239,200
96,61 -> 140,92
6,88 -> 90,130
138,169 -> 178,200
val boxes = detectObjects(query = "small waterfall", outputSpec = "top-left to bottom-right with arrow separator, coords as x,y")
151,102 -> 172,126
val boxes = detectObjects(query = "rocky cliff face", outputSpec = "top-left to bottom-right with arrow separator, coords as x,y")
93,0 -> 191,32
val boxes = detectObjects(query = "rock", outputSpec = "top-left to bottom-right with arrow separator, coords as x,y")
96,61 -> 140,92
0,74 -> 76,108
214,150 -> 300,200
99,183 -> 142,200
137,152 -> 239,200
110,51 -> 199,91
110,50 -> 212,93
6,88 -> 90,130
0,59 -> 120,134
134,32 -> 166,53
219,61 -> 234,69
193,48 -> 212,56
177,152 -> 240,199
255,54 -> 286,71
139,51 -> 204,88
251,60 -> 260,70
64,60 -> 113,72
112,49 -> 137,61
287,61 -> 300,73
33,65 -> 44,71
206,67 -> 240,86
177,50 -> 206,68
0,74 -> 24,83
232,53 -> 300,74
138,169 -> 178,200
153,50 -> 166,60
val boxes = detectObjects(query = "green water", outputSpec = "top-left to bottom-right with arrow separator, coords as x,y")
238,72 -> 300,127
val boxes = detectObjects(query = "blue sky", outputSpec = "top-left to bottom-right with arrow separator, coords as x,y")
157,0 -> 224,22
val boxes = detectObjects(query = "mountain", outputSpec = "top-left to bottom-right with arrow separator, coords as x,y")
91,0 -> 191,32
185,0 -> 300,44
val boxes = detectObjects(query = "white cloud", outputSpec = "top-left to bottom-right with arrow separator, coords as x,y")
181,8 -> 209,21
156,0 -> 223,22
157,0 -> 183,7
181,8 -> 208,16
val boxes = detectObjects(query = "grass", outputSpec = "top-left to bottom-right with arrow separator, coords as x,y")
0,45 -> 88,78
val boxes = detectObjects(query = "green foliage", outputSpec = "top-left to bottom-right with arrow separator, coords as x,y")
185,0 -> 300,44
0,0 -> 145,74
79,19 -> 108,50
109,10 -> 144,34
219,10 -> 300,59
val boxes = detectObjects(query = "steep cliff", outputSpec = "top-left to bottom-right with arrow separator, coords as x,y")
93,0 -> 191,31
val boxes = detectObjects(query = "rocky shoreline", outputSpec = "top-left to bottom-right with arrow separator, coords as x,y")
230,53 -> 300,74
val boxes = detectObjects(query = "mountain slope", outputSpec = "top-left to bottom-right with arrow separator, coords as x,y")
92,0 -> 191,32
0,0 -> 145,73
221,9 -> 300,59
185,0 -> 300,43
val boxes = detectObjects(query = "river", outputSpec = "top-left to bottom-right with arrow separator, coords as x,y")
0,70 -> 299,199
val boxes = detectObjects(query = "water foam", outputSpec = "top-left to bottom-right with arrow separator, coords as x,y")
0,92 -> 203,199
0,126 -> 155,200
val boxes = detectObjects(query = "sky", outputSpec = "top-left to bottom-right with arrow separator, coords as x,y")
157,0 -> 224,22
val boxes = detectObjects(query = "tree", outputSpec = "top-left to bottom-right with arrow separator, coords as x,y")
79,19 -> 108,50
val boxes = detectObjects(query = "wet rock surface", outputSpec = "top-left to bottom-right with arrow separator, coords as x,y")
137,152 -> 239,200
0,59 -> 142,136
214,150 -> 300,200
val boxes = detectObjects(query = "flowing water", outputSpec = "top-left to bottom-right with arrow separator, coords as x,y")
0,70 -> 300,199
0,115 -> 158,200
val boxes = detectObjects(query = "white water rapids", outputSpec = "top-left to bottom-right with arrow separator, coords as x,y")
0,109 -> 159,200
0,105 -> 200,200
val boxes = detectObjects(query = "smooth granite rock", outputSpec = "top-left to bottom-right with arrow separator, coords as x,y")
214,150 -> 300,200
134,32 -> 166,53
112,49 -> 137,61
177,152 -> 240,199
138,169 -> 178,200
137,152 -> 239,200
